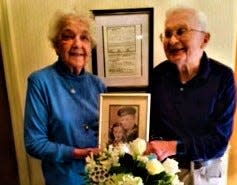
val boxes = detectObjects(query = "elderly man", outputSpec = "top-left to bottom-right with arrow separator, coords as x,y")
147,6 -> 236,185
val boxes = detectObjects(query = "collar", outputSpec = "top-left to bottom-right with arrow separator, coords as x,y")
197,52 -> 211,81
55,60 -> 85,80
166,52 -> 211,83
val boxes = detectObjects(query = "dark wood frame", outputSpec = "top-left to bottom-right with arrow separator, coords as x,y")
91,8 -> 154,92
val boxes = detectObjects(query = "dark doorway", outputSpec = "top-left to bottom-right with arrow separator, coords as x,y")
0,47 -> 20,185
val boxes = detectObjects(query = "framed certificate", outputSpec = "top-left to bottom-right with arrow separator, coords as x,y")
92,8 -> 154,91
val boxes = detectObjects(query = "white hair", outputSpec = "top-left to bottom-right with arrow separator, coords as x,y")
166,6 -> 208,31
48,9 -> 96,49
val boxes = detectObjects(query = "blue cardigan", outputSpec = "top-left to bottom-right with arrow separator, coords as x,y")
24,61 -> 106,185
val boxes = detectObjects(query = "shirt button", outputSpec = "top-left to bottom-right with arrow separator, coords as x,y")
180,87 -> 184,91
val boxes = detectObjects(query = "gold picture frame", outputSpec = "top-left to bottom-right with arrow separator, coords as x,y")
98,93 -> 150,149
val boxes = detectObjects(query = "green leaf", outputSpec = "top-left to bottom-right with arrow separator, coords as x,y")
145,171 -> 173,185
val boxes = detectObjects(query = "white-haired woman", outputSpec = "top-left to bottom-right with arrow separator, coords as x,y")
24,10 -> 106,185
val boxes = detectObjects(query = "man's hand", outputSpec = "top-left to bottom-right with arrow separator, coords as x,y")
146,140 -> 177,161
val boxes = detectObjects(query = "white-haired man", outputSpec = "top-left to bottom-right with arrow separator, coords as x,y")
147,6 -> 236,185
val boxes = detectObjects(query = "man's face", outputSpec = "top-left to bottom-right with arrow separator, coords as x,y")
119,114 -> 136,131
162,12 -> 209,67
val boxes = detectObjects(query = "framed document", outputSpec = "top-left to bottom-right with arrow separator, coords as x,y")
98,93 -> 150,149
92,8 -> 154,91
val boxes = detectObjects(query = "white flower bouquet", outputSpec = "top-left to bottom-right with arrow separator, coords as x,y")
85,138 -> 183,185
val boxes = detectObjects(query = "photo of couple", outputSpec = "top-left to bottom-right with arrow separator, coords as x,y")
109,106 -> 139,146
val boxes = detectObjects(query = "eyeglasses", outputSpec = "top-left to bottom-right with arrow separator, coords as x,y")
160,27 -> 206,42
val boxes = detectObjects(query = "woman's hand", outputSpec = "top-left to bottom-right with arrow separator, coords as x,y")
72,147 -> 101,159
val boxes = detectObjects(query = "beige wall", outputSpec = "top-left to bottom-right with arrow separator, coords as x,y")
0,0 -> 236,185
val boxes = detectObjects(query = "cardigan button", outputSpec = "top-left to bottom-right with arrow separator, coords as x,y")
70,88 -> 76,94
84,124 -> 89,131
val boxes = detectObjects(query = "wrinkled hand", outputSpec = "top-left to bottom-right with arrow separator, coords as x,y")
73,147 -> 101,159
146,140 -> 177,161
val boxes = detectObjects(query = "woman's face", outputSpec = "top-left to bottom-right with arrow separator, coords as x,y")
113,126 -> 124,142
56,20 -> 92,74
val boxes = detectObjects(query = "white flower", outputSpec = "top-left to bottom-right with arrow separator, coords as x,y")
163,158 -> 180,175
137,155 -> 149,164
106,174 -> 143,185
85,138 -> 183,185
85,153 -> 96,171
129,138 -> 147,156
146,158 -> 164,175
121,174 -> 143,185
100,158 -> 114,169
116,143 -> 130,155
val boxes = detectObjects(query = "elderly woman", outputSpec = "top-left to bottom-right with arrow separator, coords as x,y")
24,11 -> 106,185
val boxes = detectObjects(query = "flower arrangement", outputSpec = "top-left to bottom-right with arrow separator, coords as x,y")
85,138 -> 183,185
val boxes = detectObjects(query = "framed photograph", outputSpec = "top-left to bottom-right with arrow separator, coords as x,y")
98,93 -> 150,149
92,8 -> 154,91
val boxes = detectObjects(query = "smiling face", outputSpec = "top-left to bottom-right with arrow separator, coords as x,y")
119,114 -> 136,131
163,11 -> 209,68
113,125 -> 125,143
55,20 -> 92,74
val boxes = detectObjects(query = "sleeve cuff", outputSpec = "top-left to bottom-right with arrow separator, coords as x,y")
176,140 -> 186,155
